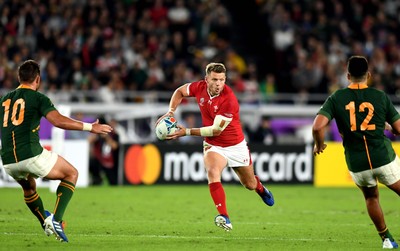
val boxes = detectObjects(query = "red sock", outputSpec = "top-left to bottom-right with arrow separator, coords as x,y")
209,182 -> 228,217
255,175 -> 265,194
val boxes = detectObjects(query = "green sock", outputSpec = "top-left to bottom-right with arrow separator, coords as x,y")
379,228 -> 394,241
24,192 -> 46,226
54,180 -> 75,222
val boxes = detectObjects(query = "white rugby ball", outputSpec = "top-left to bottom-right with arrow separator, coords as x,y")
155,116 -> 178,140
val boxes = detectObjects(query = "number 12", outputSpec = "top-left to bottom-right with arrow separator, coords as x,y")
345,101 -> 375,131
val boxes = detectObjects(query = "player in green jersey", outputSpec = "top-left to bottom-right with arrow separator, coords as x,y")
312,56 -> 400,249
0,60 -> 113,242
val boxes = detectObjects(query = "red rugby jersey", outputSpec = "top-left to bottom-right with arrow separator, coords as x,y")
187,80 -> 244,147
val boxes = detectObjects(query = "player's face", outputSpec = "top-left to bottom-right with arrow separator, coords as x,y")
205,72 -> 226,96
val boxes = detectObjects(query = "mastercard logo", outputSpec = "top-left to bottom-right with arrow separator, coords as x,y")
124,144 -> 162,185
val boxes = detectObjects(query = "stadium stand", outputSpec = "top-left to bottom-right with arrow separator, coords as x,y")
1,0 -> 400,143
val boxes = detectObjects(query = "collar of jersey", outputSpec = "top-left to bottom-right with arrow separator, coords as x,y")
348,83 -> 368,89
17,84 -> 34,90
207,89 -> 220,99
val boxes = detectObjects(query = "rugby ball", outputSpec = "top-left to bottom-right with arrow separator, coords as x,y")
155,116 -> 178,140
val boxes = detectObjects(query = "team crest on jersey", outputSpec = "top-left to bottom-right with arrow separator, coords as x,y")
199,98 -> 205,106
213,105 -> 218,112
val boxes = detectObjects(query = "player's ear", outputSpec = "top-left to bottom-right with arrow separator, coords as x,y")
347,73 -> 351,81
367,71 -> 371,80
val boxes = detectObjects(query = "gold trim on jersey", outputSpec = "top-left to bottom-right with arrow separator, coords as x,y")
12,131 -> 18,162
17,84 -> 34,90
32,125 -> 40,133
348,83 -> 368,89
363,135 -> 373,169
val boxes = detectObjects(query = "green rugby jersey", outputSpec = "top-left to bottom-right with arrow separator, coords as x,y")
318,83 -> 400,173
0,86 -> 56,164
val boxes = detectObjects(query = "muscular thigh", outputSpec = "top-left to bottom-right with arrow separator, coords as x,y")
45,154 -> 77,181
204,140 -> 254,184
233,164 -> 255,184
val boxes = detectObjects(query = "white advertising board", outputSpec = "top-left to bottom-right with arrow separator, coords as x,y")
0,140 -> 89,188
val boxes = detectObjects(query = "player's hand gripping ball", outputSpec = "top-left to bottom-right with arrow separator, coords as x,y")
155,116 -> 178,140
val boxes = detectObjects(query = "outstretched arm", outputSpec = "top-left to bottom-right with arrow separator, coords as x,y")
46,110 -> 113,134
166,114 -> 232,140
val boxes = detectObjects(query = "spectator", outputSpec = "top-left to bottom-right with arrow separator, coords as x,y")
179,113 -> 202,144
250,116 -> 276,145
88,117 -> 120,186
0,0 -> 400,106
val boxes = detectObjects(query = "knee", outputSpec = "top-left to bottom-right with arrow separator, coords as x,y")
67,167 -> 79,184
207,168 -> 219,177
206,167 -> 222,181
19,177 -> 37,195
72,168 -> 79,179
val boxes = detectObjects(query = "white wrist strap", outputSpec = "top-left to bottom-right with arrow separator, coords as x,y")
168,107 -> 175,114
82,122 -> 92,131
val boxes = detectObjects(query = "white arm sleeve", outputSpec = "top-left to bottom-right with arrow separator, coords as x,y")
199,115 -> 232,137
212,114 -> 232,131
186,83 -> 191,96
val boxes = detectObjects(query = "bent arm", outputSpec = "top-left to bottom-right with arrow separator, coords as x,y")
168,84 -> 190,114
178,115 -> 232,138
156,84 -> 190,126
312,114 -> 329,155
166,114 -> 233,140
389,119 -> 400,135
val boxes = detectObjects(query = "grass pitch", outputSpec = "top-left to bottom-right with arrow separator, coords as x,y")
0,184 -> 399,251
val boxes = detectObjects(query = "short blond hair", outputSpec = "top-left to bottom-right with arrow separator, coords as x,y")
205,63 -> 226,75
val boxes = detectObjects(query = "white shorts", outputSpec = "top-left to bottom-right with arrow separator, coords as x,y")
203,139 -> 251,168
350,156 -> 400,187
3,148 -> 58,180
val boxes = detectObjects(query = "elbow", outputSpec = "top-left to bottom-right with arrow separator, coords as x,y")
51,120 -> 69,129
393,128 -> 400,136
391,123 -> 400,135
312,127 -> 323,138
312,124 -> 325,134
213,129 -> 223,136
46,111 -> 68,129
51,120 -> 62,128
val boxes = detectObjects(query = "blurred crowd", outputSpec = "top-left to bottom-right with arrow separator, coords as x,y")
0,0 -> 400,104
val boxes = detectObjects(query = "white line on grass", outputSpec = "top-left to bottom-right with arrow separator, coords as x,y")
2,232 -> 341,242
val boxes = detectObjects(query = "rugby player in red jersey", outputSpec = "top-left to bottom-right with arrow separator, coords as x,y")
157,62 -> 274,231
